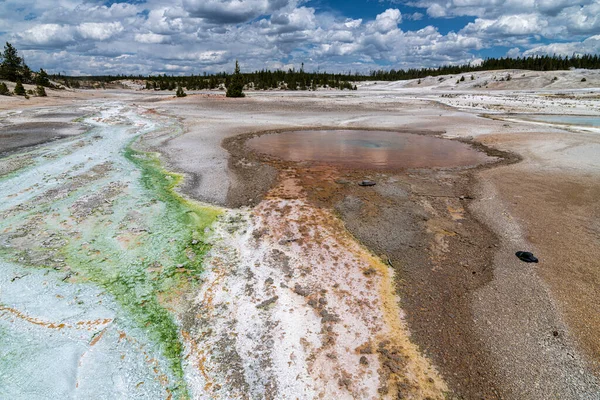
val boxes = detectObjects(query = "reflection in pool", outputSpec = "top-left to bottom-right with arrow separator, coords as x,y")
246,130 -> 496,169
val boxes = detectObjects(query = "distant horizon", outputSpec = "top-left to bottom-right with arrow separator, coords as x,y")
1,0 -> 599,76
42,53 -> 599,79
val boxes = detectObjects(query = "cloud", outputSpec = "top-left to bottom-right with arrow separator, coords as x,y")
268,7 -> 316,34
408,0 -> 596,21
2,0 -> 599,75
461,14 -> 547,37
18,24 -> 76,47
426,4 -> 446,18
506,47 -> 521,57
523,34 -> 600,56
135,32 -> 171,44
41,3 -> 140,24
18,22 -> 123,47
371,8 -> 402,33
77,22 -> 124,41
182,0 -> 290,24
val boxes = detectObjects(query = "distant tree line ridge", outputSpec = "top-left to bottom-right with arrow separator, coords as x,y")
47,54 -> 600,92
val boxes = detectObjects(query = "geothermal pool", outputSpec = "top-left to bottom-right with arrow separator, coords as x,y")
522,115 -> 600,127
246,130 -> 495,169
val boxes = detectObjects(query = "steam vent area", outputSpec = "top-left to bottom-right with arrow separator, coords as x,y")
2,70 -> 600,400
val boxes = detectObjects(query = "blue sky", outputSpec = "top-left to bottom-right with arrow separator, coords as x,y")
0,0 -> 599,75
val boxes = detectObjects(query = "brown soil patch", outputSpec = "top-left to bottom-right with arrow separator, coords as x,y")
478,164 -> 600,374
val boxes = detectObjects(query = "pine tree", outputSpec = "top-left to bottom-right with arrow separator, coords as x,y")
175,85 -> 186,97
36,68 -> 50,87
13,79 -> 26,95
0,42 -> 27,82
0,82 -> 9,95
226,60 -> 245,98
36,85 -> 47,97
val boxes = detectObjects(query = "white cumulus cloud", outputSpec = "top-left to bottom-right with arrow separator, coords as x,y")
77,22 -> 124,41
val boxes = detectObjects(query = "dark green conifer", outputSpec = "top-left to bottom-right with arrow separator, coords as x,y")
176,85 -> 187,97
226,61 -> 245,98
0,82 -> 9,95
0,42 -> 28,82
36,68 -> 50,87
36,85 -> 47,97
13,79 -> 26,95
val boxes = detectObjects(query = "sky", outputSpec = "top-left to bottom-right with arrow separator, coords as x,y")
0,0 -> 599,76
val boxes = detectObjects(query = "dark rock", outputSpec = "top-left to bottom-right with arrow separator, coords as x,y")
363,267 -> 377,276
356,342 -> 373,354
359,356 -> 369,366
256,296 -> 279,309
515,251 -> 539,263
293,284 -> 310,297
320,309 -> 340,323
359,180 -> 376,187
278,237 -> 298,245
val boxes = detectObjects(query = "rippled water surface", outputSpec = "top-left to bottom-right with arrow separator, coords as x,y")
247,130 -> 495,169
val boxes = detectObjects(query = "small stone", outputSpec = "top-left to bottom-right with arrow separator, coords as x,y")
358,180 -> 376,187
293,284 -> 310,297
359,356 -> 369,366
363,267 -> 376,276
320,309 -> 340,323
515,251 -> 539,263
256,296 -> 279,309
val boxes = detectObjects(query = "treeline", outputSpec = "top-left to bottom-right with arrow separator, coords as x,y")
43,53 -> 600,92
142,66 -> 358,91
369,53 -> 600,80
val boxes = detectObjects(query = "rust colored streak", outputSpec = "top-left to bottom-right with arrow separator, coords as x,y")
0,305 -> 113,331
